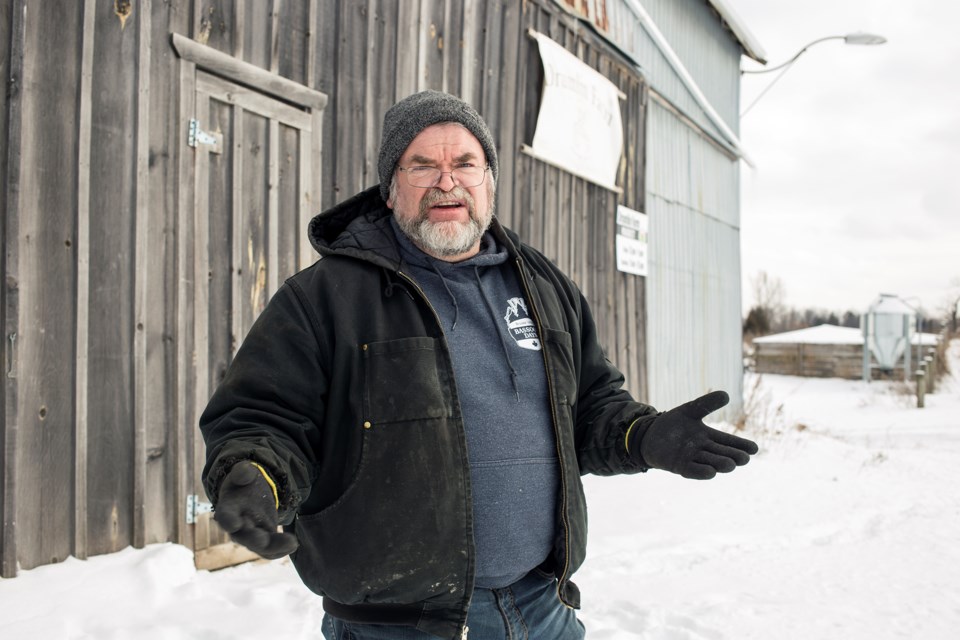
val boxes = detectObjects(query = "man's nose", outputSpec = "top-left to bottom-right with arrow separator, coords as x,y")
435,171 -> 458,191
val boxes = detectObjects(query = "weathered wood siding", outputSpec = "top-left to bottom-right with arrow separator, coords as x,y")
1,0 -> 648,575
754,343 -> 865,379
754,343 -> 913,380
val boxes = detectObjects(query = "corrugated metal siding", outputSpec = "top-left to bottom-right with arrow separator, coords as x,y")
604,0 -> 742,141
645,100 -> 743,417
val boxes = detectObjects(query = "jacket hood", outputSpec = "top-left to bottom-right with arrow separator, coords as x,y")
307,184 -> 521,269
307,185 -> 402,271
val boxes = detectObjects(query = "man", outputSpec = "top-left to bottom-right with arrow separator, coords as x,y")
201,90 -> 758,640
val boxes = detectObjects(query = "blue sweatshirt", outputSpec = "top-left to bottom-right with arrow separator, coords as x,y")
390,219 -> 560,588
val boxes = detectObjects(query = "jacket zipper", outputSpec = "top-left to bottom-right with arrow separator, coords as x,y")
399,264 -> 573,612
514,257 -> 574,607
396,269 -> 478,623
397,270 -> 448,334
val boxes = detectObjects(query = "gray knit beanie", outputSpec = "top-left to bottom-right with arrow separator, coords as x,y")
378,90 -> 499,202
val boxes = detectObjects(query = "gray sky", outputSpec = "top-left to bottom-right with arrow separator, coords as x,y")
730,0 -> 960,318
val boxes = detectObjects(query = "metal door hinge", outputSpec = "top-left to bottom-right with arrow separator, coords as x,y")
186,494 -> 214,524
188,118 -> 223,154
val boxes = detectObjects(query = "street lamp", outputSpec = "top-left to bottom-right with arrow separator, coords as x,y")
740,32 -> 887,117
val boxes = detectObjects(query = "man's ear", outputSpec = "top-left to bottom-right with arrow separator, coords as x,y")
385,197 -> 394,209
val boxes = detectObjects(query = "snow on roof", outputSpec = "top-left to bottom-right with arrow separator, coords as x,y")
753,324 -> 939,346
707,0 -> 768,63
753,324 -> 863,345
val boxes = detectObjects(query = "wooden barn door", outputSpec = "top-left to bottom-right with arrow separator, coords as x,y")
186,70 -> 319,570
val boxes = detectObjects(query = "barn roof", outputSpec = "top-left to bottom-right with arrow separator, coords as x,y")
754,324 -> 939,346
754,324 -> 863,345
707,0 -> 768,63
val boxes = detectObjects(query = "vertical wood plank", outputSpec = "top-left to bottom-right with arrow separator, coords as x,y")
174,53 -> 197,551
414,0 -> 429,91
499,0 -> 521,233
240,110 -> 271,339
616,269 -> 629,390
17,0 -> 83,569
144,0 -> 190,547
244,1 -> 271,70
269,0 -> 282,74
441,0 -> 462,96
394,0 -> 420,100
306,0 -> 317,90
198,93 -> 237,550
73,0 -> 96,562
420,0 -> 445,91
275,0 -> 307,84
0,0 -> 9,576
478,0 -> 501,136
233,0 -> 245,59
192,0 -> 202,40
557,170 -> 571,276
458,0 -> 478,104
87,0 -> 139,559
314,0 -> 337,206
267,119 -> 280,296
307,109 -> 324,266
230,106 -> 244,360
192,89 -> 213,551
577,178 -> 589,299
132,0 -> 153,550
548,172 -> 561,271
276,123 -> 300,279
364,0 -> 383,188
335,1 -> 368,198
1,0 -> 26,579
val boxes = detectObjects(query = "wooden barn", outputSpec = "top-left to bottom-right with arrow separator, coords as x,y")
752,324 -> 939,380
1,0 -> 763,575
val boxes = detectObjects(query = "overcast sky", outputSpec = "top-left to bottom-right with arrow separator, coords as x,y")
729,0 -> 960,318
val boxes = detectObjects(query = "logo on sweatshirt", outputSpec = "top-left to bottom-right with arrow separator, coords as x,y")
504,297 -> 541,351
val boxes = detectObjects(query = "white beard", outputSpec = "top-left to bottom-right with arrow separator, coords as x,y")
393,185 -> 494,258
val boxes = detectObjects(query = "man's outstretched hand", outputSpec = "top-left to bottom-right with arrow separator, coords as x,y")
214,462 -> 299,559
632,390 -> 759,479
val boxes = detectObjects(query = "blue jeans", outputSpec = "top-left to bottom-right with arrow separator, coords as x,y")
321,570 -> 586,639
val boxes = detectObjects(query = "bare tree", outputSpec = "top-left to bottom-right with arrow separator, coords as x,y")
744,271 -> 786,339
751,271 -> 785,317
943,277 -> 960,334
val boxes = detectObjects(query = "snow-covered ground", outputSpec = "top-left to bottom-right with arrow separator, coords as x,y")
3,341 -> 959,640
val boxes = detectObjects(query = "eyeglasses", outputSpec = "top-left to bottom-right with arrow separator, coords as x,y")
397,164 -> 489,189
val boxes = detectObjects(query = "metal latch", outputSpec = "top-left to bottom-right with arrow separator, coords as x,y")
188,118 -> 223,153
186,494 -> 214,524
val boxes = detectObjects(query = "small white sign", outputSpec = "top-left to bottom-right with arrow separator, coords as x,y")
615,205 -> 648,277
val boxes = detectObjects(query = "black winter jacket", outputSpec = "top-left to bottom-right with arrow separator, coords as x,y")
200,186 -> 657,639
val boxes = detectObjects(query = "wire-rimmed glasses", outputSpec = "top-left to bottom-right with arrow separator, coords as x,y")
397,164 -> 489,189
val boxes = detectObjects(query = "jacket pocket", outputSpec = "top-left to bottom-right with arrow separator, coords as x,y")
290,411 -> 470,606
362,337 -> 452,425
289,336 -> 468,607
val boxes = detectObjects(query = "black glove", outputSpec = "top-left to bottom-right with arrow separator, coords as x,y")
630,390 -> 758,480
214,462 -> 299,559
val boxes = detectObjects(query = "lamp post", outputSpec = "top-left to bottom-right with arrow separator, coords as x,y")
740,32 -> 887,117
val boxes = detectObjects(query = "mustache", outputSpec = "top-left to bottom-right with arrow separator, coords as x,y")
418,186 -> 476,218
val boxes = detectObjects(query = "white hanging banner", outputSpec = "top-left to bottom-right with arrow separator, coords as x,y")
615,205 -> 648,277
528,31 -> 624,192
